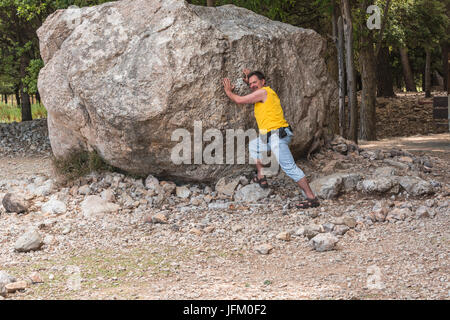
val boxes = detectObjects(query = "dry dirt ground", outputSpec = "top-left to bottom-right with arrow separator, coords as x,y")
0,132 -> 448,300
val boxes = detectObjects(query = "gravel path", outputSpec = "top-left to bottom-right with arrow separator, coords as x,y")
0,120 -> 448,300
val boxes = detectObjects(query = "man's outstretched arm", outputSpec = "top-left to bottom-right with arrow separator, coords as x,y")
222,78 -> 265,105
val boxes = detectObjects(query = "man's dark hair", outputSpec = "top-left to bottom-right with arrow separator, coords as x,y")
247,71 -> 265,81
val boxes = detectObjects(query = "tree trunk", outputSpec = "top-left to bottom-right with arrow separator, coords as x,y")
206,0 -> 215,7
341,0 -> 358,143
36,91 -> 41,104
356,72 -> 362,91
19,55 -> 32,121
337,15 -> 346,137
359,43 -> 377,140
442,42 -> 448,92
448,52 -> 450,92
20,88 -> 32,121
422,71 -> 426,92
376,46 -> 395,97
15,89 -> 21,107
425,48 -> 431,98
359,1 -> 377,141
399,47 -> 416,92
327,1 -> 341,136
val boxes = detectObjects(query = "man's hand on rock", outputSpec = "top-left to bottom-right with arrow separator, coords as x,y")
243,68 -> 251,84
223,78 -> 235,94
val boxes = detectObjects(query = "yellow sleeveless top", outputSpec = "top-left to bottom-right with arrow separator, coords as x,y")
254,86 -> 289,134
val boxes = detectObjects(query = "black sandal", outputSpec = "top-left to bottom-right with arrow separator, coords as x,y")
295,197 -> 320,209
252,174 -> 269,189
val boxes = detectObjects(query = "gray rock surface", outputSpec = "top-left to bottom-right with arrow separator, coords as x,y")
0,119 -> 51,157
0,283 -> 5,297
2,193 -> 30,214
100,189 -> 116,202
311,172 -> 362,199
215,176 -> 240,196
145,175 -> 160,194
332,225 -> 350,236
374,166 -> 397,177
310,175 -> 343,199
255,243 -> 273,255
357,177 -> 398,194
303,224 -> 324,240
310,233 -> 339,252
27,179 -> 55,197
0,271 -> 16,287
37,0 -> 337,181
14,229 -> 43,252
398,176 -> 434,196
41,198 -> 67,215
415,206 -> 430,219
80,195 -> 121,218
176,186 -> 191,199
383,159 -> 409,170
386,208 -> 413,222
234,183 -> 271,202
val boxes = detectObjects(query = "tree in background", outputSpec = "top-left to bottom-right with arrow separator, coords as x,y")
0,0 -> 112,121
387,0 -> 449,93
331,0 -> 346,137
411,0 -> 449,97
0,0 -> 41,121
339,0 -> 358,143
355,0 -> 392,140
0,47 -> 18,104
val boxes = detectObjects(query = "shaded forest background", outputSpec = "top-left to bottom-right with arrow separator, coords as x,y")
0,0 -> 449,142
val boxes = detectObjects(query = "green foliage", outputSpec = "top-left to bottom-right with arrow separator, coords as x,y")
0,74 -> 14,94
0,0 -> 116,121
22,58 -> 43,94
386,0 -> 449,48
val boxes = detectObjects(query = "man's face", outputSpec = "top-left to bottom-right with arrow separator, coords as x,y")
249,75 -> 265,92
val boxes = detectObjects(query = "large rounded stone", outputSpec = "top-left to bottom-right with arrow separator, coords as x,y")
14,230 -> 43,252
310,233 -> 339,252
37,0 -> 338,182
234,183 -> 271,202
2,193 -> 30,214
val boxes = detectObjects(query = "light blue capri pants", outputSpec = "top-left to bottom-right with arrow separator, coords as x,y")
249,127 -> 305,182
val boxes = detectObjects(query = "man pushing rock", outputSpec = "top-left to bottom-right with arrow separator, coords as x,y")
222,69 -> 319,209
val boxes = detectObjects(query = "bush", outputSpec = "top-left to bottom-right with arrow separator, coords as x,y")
51,149 -> 146,182
51,149 -> 116,182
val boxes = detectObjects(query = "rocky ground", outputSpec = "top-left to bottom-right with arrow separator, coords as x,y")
0,116 -> 449,300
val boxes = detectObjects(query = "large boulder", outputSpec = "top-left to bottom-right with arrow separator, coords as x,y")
37,0 -> 338,182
